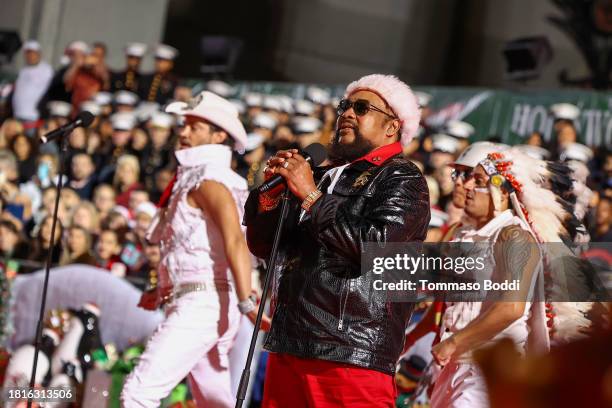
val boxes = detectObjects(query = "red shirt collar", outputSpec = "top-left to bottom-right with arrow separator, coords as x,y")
353,142 -> 402,166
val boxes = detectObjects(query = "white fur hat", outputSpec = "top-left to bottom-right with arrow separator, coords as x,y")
344,74 -> 421,146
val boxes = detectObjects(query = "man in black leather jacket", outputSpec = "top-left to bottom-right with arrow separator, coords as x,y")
244,74 -> 430,407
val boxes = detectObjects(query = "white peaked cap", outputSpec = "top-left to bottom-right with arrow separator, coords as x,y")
114,90 -> 139,106
252,112 -> 278,130
559,143 -> 593,163
47,101 -> 72,118
80,101 -> 101,116
262,96 -> 283,112
550,103 -> 580,121
155,44 -> 178,60
125,42 -> 147,57
23,40 -> 41,52
293,117 -> 322,134
111,112 -> 137,130
294,99 -> 316,116
307,86 -> 331,105
150,111 -> 174,128
431,133 -> 461,154
207,80 -> 235,97
445,120 -> 475,139
244,92 -> 263,107
515,144 -> 551,160
94,92 -> 112,106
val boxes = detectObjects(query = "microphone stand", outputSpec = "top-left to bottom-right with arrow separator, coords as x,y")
235,188 -> 291,408
27,130 -> 70,408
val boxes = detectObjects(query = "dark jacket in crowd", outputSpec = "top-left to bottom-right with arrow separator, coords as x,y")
244,153 -> 430,374
138,72 -> 178,105
110,69 -> 142,93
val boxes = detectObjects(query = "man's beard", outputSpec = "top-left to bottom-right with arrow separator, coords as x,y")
327,128 -> 375,163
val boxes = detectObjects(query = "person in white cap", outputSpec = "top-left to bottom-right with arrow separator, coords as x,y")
445,120 -> 475,153
121,91 -> 269,408
113,90 -> 139,111
139,44 -> 179,104
64,46 -> 108,113
550,103 -> 581,158
111,42 -> 147,93
39,41 -> 89,108
251,112 -> 278,143
96,112 -> 137,179
291,116 -> 323,149
235,132 -> 267,190
140,111 -> 175,191
11,40 -> 53,126
245,74 -> 430,407
46,100 -> 72,121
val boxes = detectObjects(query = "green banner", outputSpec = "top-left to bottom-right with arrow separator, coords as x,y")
419,87 -> 611,148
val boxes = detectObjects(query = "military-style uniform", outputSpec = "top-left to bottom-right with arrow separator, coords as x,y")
139,72 -> 178,105
110,69 -> 142,93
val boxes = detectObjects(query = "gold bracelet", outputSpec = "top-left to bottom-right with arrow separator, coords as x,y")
301,189 -> 323,212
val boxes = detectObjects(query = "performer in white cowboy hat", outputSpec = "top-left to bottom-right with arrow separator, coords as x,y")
121,91 -> 270,408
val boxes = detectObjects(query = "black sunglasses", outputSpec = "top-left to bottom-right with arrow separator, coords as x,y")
451,169 -> 474,182
337,99 -> 397,119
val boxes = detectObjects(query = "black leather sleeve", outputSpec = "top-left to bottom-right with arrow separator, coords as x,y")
307,164 -> 430,264
243,189 -> 281,259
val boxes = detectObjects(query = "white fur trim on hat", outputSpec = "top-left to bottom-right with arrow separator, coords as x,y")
344,74 -> 421,146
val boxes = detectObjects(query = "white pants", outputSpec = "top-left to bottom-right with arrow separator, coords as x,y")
121,289 -> 240,408
430,362 -> 489,408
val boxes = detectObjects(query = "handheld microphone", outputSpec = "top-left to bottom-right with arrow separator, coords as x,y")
40,111 -> 95,144
258,143 -> 327,193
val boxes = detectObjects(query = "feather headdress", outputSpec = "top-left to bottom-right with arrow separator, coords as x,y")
477,147 -> 595,344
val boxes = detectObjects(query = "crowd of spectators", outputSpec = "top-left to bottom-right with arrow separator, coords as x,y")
0,39 -> 609,290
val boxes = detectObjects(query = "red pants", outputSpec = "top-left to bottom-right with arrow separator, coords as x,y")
262,353 -> 397,408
